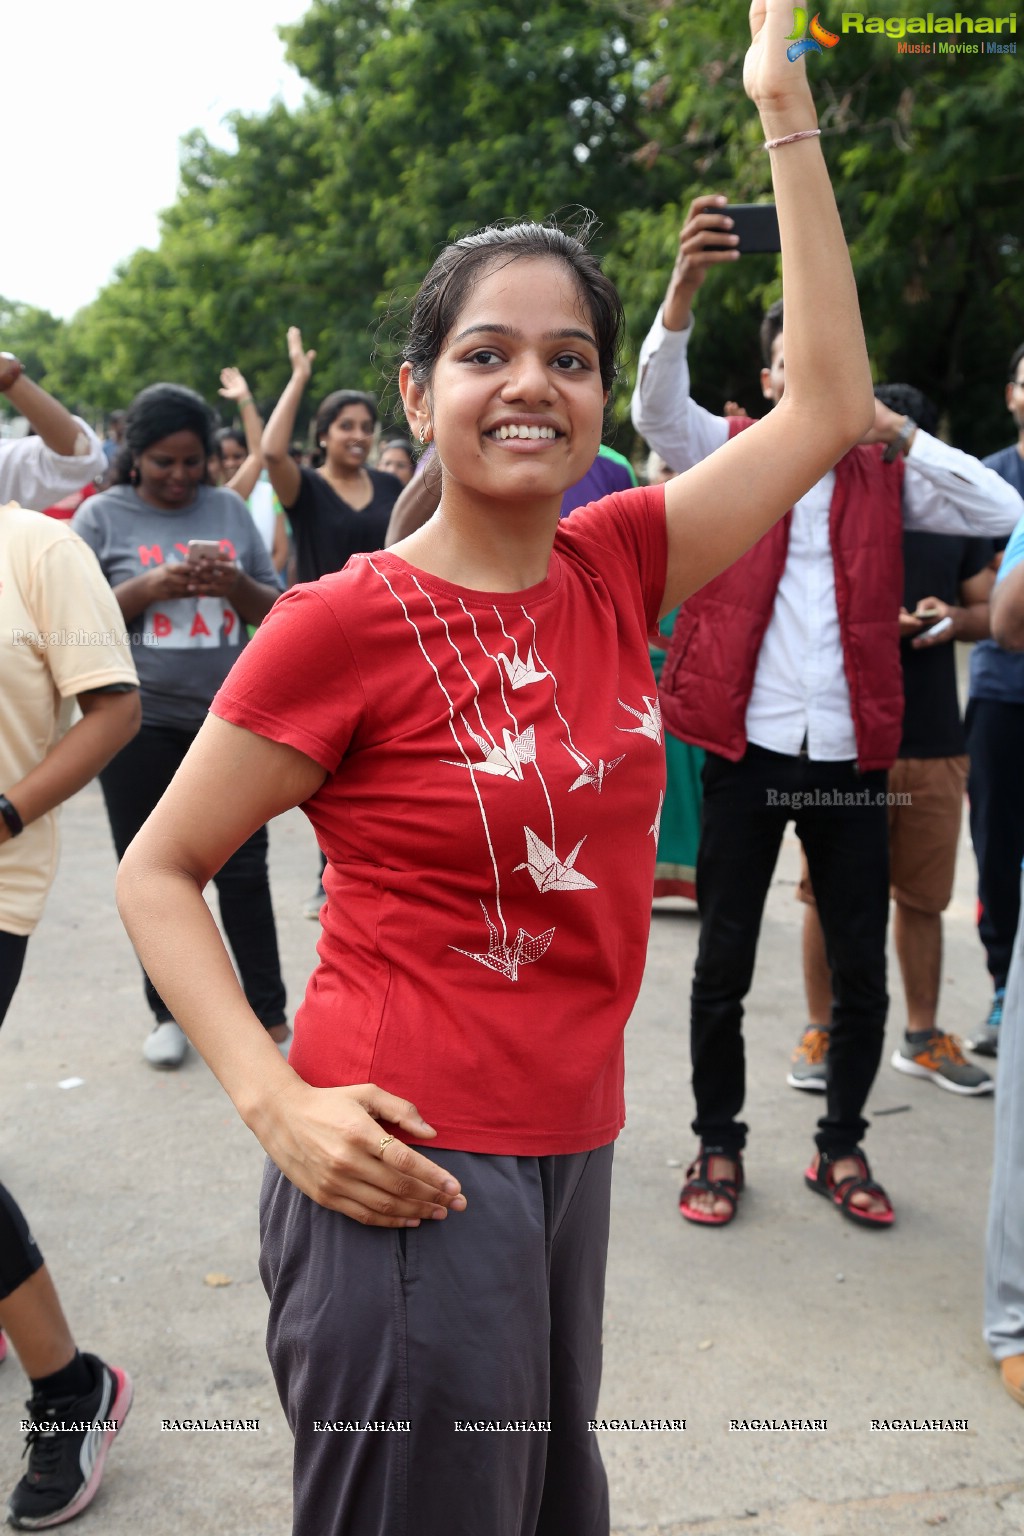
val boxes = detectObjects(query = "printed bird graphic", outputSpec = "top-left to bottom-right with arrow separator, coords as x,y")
649,790 -> 664,843
514,828 -> 597,893
562,742 -> 625,793
443,719 -> 536,779
497,646 -> 550,690
617,695 -> 663,744
450,901 -> 555,981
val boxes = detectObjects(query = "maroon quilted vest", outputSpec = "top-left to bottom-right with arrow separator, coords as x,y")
659,416 -> 905,772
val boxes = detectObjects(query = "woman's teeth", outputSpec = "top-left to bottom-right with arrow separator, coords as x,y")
492,424 -> 556,440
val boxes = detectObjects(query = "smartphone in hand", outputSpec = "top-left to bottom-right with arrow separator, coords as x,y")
187,539 -> 223,563
711,204 -> 781,254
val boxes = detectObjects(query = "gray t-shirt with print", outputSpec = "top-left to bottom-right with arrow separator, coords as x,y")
72,483 -> 278,729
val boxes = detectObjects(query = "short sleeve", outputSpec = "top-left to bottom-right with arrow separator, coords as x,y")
561,484 -> 668,630
210,584 -> 366,772
960,536 -> 994,584
31,532 -> 138,697
997,515 -> 1024,584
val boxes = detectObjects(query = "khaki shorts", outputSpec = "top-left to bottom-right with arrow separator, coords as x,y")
797,756 -> 968,916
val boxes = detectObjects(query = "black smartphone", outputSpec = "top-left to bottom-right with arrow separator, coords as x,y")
714,204 -> 781,254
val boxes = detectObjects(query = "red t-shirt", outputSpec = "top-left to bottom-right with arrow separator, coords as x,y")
212,487 -> 668,1154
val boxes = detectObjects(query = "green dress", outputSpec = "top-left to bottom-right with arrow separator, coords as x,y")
650,608 -> 703,901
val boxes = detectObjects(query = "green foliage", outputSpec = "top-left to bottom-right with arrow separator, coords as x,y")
10,0 -> 1022,456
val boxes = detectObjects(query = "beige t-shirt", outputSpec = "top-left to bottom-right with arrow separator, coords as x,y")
0,503 -> 138,936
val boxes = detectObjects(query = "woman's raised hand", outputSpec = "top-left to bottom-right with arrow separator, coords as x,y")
743,0 -> 814,116
287,326 -> 317,385
218,366 -> 252,404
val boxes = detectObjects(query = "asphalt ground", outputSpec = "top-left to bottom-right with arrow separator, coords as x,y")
1,775 -> 1021,1535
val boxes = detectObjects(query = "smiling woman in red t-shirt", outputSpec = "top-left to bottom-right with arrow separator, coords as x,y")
114,7 -> 875,1528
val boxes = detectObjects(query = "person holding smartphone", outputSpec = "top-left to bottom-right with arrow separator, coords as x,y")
72,384 -> 287,1069
631,196 -> 1023,1229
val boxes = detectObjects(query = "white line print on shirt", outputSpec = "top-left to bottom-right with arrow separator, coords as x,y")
650,790 -> 664,843
617,695 -> 663,744
451,901 -> 555,982
562,742 -> 625,793
514,828 -> 597,893
442,720 -> 536,780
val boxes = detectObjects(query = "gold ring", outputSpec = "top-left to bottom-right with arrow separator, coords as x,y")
379,1134 -> 396,1158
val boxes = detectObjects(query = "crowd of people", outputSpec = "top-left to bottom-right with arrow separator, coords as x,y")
2,3 -> 1024,1530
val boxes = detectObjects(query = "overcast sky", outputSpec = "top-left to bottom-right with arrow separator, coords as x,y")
6,0 -> 311,319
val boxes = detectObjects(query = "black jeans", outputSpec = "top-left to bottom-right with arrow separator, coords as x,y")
966,698 -> 1024,992
0,929 -> 29,1028
99,722 -> 287,1029
691,745 -> 890,1158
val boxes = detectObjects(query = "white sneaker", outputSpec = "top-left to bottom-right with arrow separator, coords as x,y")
142,1021 -> 188,1069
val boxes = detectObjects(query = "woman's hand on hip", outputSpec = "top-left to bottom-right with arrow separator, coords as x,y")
251,1080 -> 468,1226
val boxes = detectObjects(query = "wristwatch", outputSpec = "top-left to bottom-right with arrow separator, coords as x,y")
0,353 -> 24,393
883,417 -> 916,463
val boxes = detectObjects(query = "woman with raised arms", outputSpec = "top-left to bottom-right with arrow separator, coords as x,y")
115,3 -> 874,1530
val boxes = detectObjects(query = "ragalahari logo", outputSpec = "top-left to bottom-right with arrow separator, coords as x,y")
787,9 -> 841,61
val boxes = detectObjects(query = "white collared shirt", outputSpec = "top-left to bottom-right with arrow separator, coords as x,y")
631,308 -> 1024,760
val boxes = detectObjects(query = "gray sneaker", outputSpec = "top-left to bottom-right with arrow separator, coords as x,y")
142,1021 -> 188,1070
302,883 -> 326,921
786,1026 -> 829,1091
890,1031 -> 994,1096
966,988 -> 1004,1058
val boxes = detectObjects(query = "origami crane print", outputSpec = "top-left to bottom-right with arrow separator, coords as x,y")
497,646 -> 550,690
514,828 -> 597,894
649,790 -> 664,843
562,742 -> 625,793
450,901 -> 555,981
617,695 -> 663,745
443,719 -> 536,779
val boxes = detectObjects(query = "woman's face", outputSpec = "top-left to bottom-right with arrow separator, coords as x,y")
322,404 -> 375,472
401,256 -> 606,512
377,444 -> 414,485
135,430 -> 207,510
218,437 -> 247,478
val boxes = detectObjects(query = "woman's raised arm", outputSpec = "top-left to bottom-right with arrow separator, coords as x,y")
261,328 -> 315,511
660,0 -> 874,613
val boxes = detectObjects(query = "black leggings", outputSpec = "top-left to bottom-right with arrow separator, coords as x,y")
99,721 -> 287,1028
1,933 -> 45,1300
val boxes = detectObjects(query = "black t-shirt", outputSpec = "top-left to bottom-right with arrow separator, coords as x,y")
286,467 -> 402,584
900,531 -> 993,758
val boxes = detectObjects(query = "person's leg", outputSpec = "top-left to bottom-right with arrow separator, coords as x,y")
0,931 -> 29,1028
98,725 -> 188,1024
260,1148 -> 611,1536
968,701 -> 1024,992
984,872 -> 1024,1402
687,748 -> 789,1216
0,1184 -> 133,1530
802,902 -> 832,1029
797,764 -> 890,1216
212,823 -> 288,1032
534,1145 -> 613,1536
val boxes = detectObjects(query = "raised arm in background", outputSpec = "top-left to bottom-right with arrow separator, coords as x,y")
260,329 -> 314,511
218,366 -> 265,503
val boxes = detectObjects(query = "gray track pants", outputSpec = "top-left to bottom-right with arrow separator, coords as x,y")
259,1143 -> 613,1536
985,871 -> 1024,1360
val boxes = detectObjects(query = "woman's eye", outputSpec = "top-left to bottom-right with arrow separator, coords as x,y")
553,354 -> 586,372
467,349 -> 501,366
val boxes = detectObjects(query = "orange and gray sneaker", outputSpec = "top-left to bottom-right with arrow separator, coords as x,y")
787,1025 -> 829,1092
890,1030 -> 994,1096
